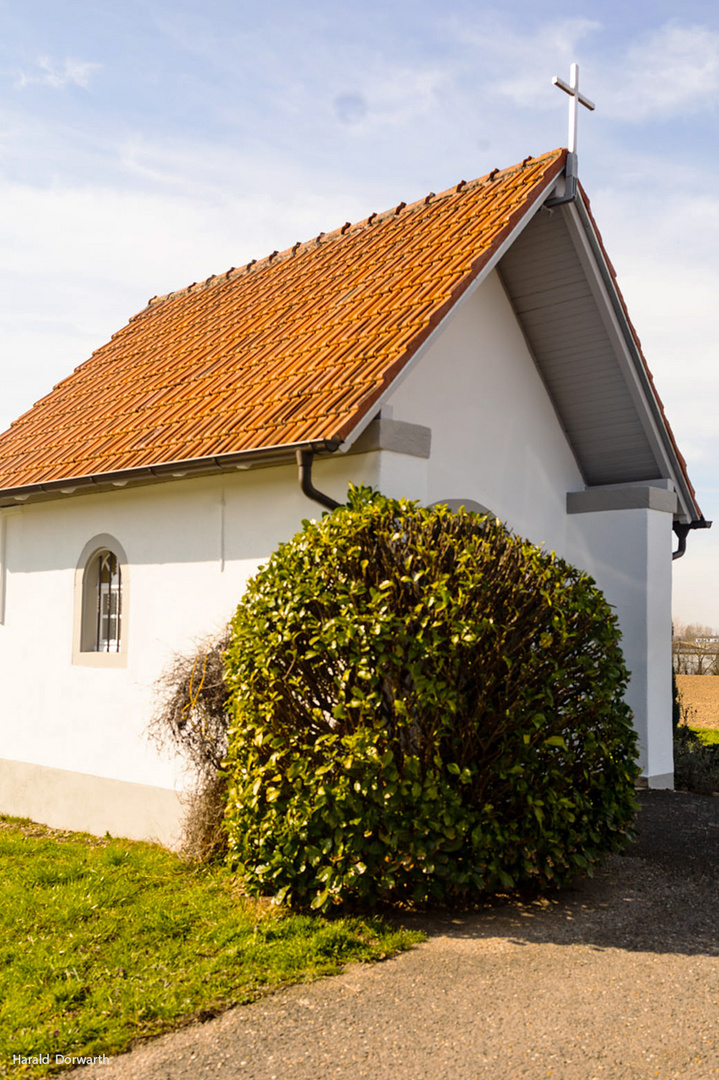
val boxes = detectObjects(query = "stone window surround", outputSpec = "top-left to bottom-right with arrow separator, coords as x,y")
72,533 -> 129,668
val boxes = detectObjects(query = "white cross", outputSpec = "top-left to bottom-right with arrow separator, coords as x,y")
552,63 -> 595,155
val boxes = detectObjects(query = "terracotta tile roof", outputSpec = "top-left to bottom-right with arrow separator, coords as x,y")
0,149 -> 567,492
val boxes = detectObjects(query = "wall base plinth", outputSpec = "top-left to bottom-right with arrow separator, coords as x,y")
641,771 -> 674,790
0,758 -> 184,848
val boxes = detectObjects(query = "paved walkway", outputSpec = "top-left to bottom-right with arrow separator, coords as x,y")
72,791 -> 719,1080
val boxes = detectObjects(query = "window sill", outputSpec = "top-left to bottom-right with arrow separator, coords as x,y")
72,650 -> 127,669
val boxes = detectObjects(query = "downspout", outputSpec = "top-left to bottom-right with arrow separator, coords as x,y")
673,519 -> 712,561
296,449 -> 341,512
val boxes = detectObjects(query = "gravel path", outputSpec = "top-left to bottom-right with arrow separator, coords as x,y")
71,791 -> 719,1080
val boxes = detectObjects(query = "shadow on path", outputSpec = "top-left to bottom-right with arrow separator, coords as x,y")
401,790 -> 719,957
69,790 -> 719,1080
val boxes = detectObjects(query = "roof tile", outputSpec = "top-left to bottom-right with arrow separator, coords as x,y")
0,150 -> 569,491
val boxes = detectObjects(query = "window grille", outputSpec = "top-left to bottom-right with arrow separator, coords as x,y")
95,551 -> 121,652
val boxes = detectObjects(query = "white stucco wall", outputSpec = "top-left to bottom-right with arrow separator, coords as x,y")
380,269 -> 674,785
0,267 -> 677,840
567,505 -> 675,784
0,450 -> 403,842
382,269 -> 585,556
0,455 -> 387,773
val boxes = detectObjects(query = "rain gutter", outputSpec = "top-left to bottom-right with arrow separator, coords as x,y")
0,439 -> 341,509
672,519 -> 712,561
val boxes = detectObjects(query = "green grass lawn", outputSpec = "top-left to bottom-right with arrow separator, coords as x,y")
0,817 -> 423,1078
688,725 -> 719,746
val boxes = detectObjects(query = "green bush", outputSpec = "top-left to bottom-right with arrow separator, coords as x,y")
223,487 -> 638,911
672,676 -> 719,795
674,726 -> 719,794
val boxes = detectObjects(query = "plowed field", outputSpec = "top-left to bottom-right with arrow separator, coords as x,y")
675,673 -> 719,729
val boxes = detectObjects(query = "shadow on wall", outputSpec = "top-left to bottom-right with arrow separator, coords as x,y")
6,464 -> 319,574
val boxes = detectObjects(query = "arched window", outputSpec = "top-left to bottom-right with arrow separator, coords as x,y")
73,535 -> 128,666
89,550 -> 122,652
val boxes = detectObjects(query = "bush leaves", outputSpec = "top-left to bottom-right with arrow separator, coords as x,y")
224,486 -> 639,910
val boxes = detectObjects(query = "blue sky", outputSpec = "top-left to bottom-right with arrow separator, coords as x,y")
0,0 -> 717,624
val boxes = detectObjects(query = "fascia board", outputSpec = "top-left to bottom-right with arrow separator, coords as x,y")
338,169 -> 567,452
560,198 -> 700,523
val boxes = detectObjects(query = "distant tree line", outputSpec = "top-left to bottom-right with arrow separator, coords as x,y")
673,623 -> 719,675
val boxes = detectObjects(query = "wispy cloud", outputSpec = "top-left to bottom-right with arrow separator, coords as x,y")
602,21 -> 719,120
321,62 -> 449,135
441,15 -> 600,106
0,169 -> 378,432
365,63 -> 449,127
15,57 -> 101,91
441,15 -> 719,124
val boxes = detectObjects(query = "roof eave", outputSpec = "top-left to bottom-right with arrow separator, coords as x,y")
0,439 -> 341,509
573,184 -> 705,525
